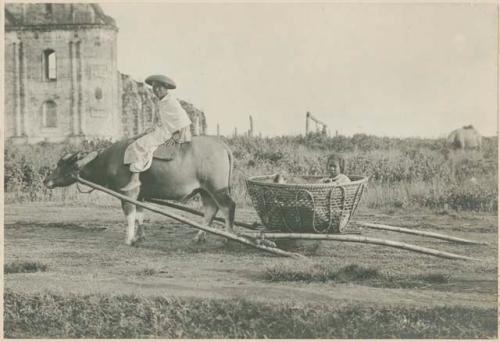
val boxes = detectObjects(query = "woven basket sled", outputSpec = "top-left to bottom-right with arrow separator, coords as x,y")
246,175 -> 368,234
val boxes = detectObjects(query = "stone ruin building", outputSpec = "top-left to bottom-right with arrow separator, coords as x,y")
4,3 -> 206,144
120,75 -> 207,138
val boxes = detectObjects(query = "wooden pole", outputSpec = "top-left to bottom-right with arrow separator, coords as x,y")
147,198 -> 259,230
217,123 -> 220,137
308,112 -> 327,126
306,112 -> 310,135
75,176 -> 303,258
234,127 -> 238,137
240,232 -> 478,261
249,115 -> 254,137
355,221 -> 487,245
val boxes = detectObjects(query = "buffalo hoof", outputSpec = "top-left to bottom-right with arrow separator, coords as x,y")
136,225 -> 146,242
125,238 -> 141,247
193,231 -> 207,243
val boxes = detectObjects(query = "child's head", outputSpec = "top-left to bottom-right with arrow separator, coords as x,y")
326,154 -> 345,177
273,173 -> 287,184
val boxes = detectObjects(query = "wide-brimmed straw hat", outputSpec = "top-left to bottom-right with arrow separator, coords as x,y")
145,74 -> 177,89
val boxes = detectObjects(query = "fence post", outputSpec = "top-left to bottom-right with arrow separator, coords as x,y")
249,115 -> 254,137
234,127 -> 238,137
217,123 -> 220,137
306,111 -> 310,135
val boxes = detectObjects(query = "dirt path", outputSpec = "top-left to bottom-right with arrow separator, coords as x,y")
4,203 -> 498,309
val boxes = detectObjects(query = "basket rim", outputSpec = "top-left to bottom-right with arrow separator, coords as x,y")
246,174 -> 369,189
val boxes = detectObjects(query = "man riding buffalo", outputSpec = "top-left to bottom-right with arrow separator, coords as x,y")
122,74 -> 192,191
44,74 -> 235,246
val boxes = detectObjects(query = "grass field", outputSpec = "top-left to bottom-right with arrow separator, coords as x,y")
4,134 -> 497,338
5,134 -> 498,211
5,291 -> 496,338
4,202 -> 497,338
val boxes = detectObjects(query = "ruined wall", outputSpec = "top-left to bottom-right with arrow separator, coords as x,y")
5,3 -> 120,143
179,100 -> 207,136
119,74 -> 207,138
5,3 -> 116,26
119,74 -> 156,137
5,3 -> 206,143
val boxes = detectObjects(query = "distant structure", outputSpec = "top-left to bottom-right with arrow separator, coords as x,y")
5,3 -> 121,143
120,74 -> 156,138
178,99 -> 207,137
305,112 -> 327,136
5,3 -> 206,144
120,75 -> 206,138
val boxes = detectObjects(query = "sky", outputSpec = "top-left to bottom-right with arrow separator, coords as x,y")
99,2 -> 498,138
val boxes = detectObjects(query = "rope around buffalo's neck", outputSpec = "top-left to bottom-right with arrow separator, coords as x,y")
72,149 -> 102,194
73,169 -> 95,194
76,179 -> 95,194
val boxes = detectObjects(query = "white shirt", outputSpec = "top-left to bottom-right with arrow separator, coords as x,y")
157,92 -> 192,134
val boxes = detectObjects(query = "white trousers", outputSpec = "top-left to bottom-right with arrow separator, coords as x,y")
123,127 -> 172,172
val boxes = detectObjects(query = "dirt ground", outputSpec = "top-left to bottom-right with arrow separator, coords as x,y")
4,202 -> 498,310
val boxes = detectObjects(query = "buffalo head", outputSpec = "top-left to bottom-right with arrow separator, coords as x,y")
44,151 -> 98,189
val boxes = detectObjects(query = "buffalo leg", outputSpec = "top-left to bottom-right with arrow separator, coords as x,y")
210,188 -> 236,234
121,200 -> 138,245
135,204 -> 146,242
120,187 -> 141,246
194,192 -> 219,243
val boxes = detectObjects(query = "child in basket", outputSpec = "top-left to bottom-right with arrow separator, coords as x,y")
272,173 -> 287,184
321,153 -> 352,230
320,153 -> 350,184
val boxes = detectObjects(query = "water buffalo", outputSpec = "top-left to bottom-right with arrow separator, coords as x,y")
447,125 -> 482,150
44,136 -> 236,245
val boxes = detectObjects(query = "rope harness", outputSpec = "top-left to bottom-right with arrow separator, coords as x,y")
76,180 -> 95,194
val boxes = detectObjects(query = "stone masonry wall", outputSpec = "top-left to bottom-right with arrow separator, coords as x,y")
5,27 -> 120,143
5,3 -> 205,143
5,3 -> 120,143
119,74 -> 207,138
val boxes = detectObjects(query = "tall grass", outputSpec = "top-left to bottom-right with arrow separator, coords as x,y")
4,261 -> 48,274
264,263 -> 452,289
4,290 -> 497,338
225,134 -> 497,211
4,134 -> 497,211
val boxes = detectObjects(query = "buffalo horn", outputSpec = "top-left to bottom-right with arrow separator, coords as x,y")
75,151 -> 99,169
61,152 -> 76,161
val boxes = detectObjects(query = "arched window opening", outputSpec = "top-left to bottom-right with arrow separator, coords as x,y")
42,101 -> 57,128
95,87 -> 103,100
43,49 -> 57,80
45,4 -> 53,16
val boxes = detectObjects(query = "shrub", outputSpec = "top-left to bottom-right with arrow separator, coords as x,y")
5,262 -> 48,274
5,135 -> 497,212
